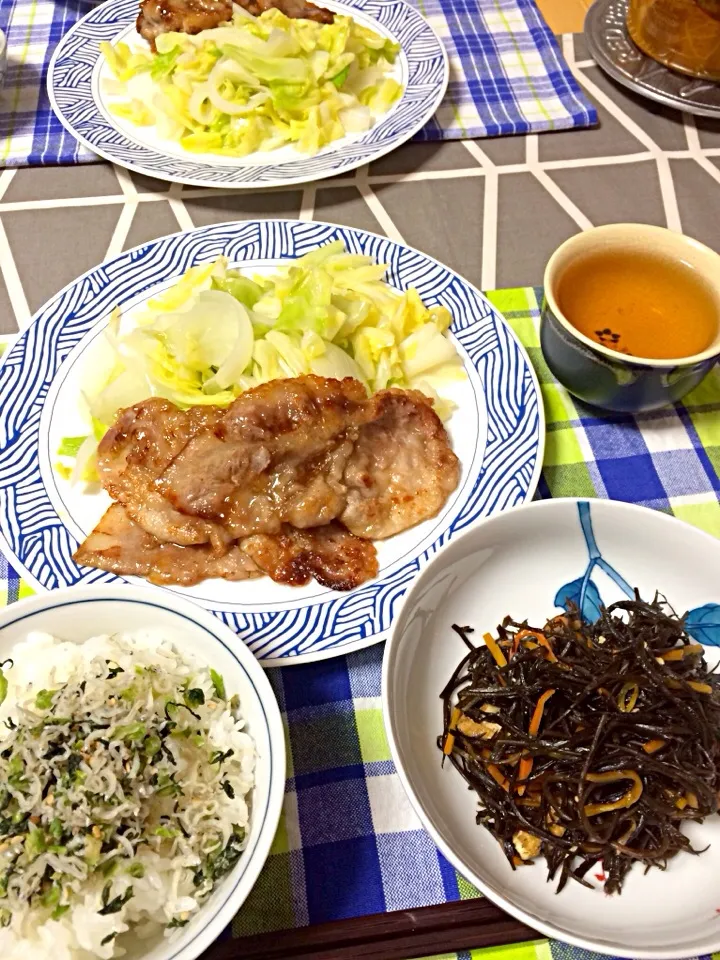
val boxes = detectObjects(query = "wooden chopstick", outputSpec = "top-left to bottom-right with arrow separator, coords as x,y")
206,898 -> 539,960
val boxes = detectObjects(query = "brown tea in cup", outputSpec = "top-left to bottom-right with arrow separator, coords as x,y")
556,248 -> 719,361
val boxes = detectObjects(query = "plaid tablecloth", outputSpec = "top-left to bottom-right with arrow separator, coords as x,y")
0,0 -> 597,167
0,285 -> 718,960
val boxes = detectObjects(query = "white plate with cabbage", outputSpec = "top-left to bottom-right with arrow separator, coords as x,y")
0,219 -> 543,665
47,0 -> 448,188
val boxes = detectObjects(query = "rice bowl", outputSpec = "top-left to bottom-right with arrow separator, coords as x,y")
0,587 -> 284,960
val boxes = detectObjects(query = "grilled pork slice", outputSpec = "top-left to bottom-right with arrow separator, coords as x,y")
74,506 -> 377,590
160,376 -> 372,538
80,375 -> 460,591
137,0 -> 233,49
95,376 -> 460,548
241,522 -> 378,591
136,0 -> 333,50
98,377 -> 373,546
96,398 -> 230,551
73,504 -> 260,587
341,389 -> 461,539
234,0 -> 333,23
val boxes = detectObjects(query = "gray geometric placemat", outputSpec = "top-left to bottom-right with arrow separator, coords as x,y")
1,33 -> 720,340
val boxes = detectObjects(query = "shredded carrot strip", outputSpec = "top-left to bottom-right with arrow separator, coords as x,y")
487,764 -> 509,791
666,678 -> 713,694
642,738 -> 665,754
530,689 -> 556,736
443,734 -> 455,756
660,644 -> 703,661
483,632 -> 508,669
515,629 -> 558,662
516,758 -> 532,796
516,689 -> 556,796
442,706 -> 462,756
537,635 -> 558,662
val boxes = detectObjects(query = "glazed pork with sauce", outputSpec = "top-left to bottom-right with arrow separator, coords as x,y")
137,0 -> 233,48
76,504 -> 378,590
136,0 -> 334,49
74,376 -> 460,592
234,0 -> 333,21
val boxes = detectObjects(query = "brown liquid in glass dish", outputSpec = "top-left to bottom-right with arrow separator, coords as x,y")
627,0 -> 720,81
556,249 -> 719,360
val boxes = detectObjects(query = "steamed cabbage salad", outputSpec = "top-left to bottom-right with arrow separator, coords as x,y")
57,241 -> 467,484
100,8 -> 403,157
0,631 -> 254,960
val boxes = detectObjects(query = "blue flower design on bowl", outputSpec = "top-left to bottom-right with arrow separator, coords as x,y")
555,501 -> 720,645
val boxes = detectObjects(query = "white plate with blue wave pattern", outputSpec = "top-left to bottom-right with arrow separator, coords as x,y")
0,220 -> 543,665
47,0 -> 448,189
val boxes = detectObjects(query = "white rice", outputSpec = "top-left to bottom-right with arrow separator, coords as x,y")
0,630 -> 255,960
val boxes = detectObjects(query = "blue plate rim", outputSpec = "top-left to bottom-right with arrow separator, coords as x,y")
46,0 -> 450,189
0,218 -> 545,665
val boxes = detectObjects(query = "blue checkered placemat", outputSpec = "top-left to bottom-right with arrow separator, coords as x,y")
0,0 -> 597,167
0,289 -> 718,960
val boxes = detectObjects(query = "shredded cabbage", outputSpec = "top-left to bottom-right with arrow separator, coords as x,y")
100,8 -> 403,158
58,242 -> 465,483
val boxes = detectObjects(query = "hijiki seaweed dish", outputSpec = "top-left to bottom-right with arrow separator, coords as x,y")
438,595 -> 720,894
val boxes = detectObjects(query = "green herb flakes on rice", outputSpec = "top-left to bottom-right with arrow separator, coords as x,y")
0,630 -> 255,959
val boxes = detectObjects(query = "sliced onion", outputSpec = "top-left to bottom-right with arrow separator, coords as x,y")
399,323 -> 458,379
164,289 -> 249,370
88,367 -> 152,425
310,50 -> 330,80
188,83 -> 215,124
310,341 -> 368,386
213,57 -> 257,85
264,28 -> 300,58
71,435 -> 100,486
339,104 -> 372,133
206,62 -> 270,115
204,302 -> 254,392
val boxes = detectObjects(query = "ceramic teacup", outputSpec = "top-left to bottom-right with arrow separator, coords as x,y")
540,224 -> 720,413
